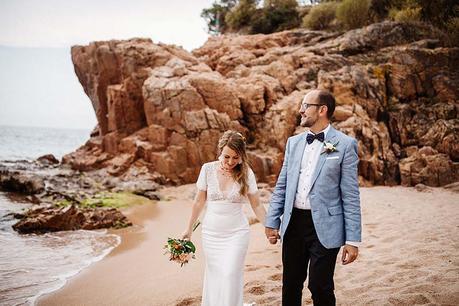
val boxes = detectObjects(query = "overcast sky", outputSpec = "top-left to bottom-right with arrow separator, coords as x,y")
0,0 -> 214,49
0,0 -> 214,129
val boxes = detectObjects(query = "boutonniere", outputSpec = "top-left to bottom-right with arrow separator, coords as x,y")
321,141 -> 339,154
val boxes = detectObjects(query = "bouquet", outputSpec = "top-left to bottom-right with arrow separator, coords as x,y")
164,221 -> 200,267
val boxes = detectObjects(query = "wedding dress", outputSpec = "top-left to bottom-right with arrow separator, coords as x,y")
196,161 -> 258,306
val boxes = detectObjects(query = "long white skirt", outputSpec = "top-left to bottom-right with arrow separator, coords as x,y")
201,200 -> 250,306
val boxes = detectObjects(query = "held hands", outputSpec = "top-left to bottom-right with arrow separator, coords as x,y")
265,227 -> 280,245
341,244 -> 358,265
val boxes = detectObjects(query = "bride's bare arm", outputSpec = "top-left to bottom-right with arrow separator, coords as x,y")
182,190 -> 207,239
248,192 -> 266,226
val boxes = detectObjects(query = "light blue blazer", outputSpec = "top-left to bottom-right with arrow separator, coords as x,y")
265,126 -> 362,249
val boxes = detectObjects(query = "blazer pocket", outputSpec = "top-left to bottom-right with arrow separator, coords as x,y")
326,156 -> 339,160
328,205 -> 343,215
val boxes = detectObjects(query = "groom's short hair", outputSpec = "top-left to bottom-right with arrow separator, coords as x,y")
316,90 -> 335,120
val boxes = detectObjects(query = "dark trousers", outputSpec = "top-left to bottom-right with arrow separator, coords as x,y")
282,208 -> 340,306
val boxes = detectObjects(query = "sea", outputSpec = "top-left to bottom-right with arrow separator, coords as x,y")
0,125 -> 121,306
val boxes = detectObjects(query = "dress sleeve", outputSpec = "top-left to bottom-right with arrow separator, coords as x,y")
247,167 -> 258,195
196,163 -> 207,191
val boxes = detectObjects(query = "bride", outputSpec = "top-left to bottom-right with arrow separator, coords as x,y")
182,130 -> 267,306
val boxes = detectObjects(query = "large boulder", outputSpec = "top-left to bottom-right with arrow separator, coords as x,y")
0,167 -> 45,194
12,205 -> 132,234
399,146 -> 459,186
63,22 -> 459,187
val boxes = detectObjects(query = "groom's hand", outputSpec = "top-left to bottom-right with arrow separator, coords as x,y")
265,227 -> 280,244
341,245 -> 359,265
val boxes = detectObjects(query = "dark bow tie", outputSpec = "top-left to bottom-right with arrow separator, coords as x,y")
306,132 -> 324,144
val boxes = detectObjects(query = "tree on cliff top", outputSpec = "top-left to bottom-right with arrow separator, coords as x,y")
201,0 -> 237,34
225,0 -> 259,33
202,0 -> 458,45
256,0 -> 301,33
202,0 -> 300,34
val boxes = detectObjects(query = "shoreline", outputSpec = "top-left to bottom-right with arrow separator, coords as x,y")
36,184 -> 205,306
0,189 -> 123,306
37,185 -> 459,305
29,233 -> 121,306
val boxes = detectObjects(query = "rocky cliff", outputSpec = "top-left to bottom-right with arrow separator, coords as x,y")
63,21 -> 459,187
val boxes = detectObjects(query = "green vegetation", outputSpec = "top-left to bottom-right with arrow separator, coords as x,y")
202,0 -> 300,34
225,0 -> 258,32
201,0 -> 237,34
55,192 -> 153,209
113,220 -> 131,229
336,0 -> 370,30
201,0 -> 458,45
55,199 -> 73,208
256,0 -> 301,33
302,1 -> 338,30
389,6 -> 422,23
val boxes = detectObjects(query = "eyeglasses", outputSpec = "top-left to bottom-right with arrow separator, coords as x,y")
300,103 -> 325,110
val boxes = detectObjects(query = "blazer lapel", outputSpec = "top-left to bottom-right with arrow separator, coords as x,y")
310,126 -> 338,188
289,132 -> 307,191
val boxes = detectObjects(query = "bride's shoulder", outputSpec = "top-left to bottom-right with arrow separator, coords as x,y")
246,166 -> 257,179
246,166 -> 255,174
201,160 -> 218,171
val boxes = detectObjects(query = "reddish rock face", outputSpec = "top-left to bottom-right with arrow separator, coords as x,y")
64,22 -> 459,187
12,205 -> 132,234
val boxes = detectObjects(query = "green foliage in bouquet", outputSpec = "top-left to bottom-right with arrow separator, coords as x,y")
164,221 -> 200,267
164,238 -> 197,267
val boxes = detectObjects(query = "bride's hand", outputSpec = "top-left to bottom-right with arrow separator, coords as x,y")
181,230 -> 192,240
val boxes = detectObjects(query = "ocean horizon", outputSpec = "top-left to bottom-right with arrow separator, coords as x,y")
0,124 -> 91,161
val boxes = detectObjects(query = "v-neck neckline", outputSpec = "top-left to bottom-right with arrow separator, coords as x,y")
213,162 -> 236,198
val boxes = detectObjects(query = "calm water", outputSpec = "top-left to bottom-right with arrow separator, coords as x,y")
0,125 -> 91,161
0,125 -> 121,306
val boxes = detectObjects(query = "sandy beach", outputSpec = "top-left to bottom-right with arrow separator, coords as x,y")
37,185 -> 459,306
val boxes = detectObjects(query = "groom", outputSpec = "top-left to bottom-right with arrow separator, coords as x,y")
265,89 -> 361,306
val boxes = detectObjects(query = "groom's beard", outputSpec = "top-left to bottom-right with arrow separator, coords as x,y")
300,116 -> 318,128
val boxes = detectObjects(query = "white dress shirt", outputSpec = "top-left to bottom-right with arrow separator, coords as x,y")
294,124 -> 330,210
293,124 -> 359,247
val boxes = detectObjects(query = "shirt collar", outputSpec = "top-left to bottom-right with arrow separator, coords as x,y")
308,123 -> 331,138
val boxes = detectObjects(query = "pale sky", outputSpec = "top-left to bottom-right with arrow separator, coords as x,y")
0,0 -> 214,50
0,0 -> 214,130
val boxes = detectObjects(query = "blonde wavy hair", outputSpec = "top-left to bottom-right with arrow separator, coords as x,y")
217,130 -> 250,196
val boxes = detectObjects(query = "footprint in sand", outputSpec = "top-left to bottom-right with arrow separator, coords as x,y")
364,223 -> 377,230
396,262 -> 421,269
268,273 -> 282,281
388,293 -> 431,305
245,265 -> 263,272
302,297 -> 313,304
398,284 -> 434,295
245,280 -> 270,296
245,264 -> 271,272
248,285 -> 266,295
381,236 -> 401,243
255,296 -> 281,306
175,297 -> 200,306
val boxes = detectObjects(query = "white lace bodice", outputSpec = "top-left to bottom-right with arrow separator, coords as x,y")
196,161 -> 258,203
